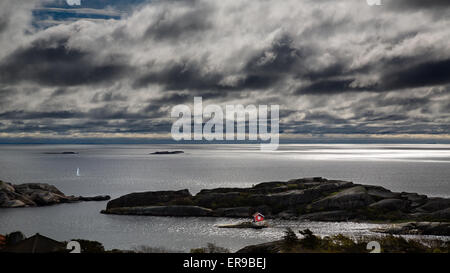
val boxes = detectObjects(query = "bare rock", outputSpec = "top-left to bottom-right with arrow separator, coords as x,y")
0,181 -> 109,208
309,186 -> 374,211
106,189 -> 191,209
417,198 -> 450,212
366,186 -> 401,199
369,199 -> 410,212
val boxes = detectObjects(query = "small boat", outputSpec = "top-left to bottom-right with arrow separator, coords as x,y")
76,168 -> 80,177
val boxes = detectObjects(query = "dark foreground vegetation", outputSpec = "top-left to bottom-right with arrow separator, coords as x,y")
1,229 -> 448,253
237,228 -> 450,253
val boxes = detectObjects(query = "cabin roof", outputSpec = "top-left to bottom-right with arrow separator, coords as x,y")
2,233 -> 67,253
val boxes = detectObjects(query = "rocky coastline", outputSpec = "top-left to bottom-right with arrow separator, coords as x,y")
2,177 -> 449,236
0,181 -> 110,208
101,177 -> 450,226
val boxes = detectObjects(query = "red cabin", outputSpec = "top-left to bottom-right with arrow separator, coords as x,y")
252,212 -> 265,222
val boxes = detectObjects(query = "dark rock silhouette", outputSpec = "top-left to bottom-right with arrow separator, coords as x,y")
44,152 -> 78,154
150,151 -> 184,155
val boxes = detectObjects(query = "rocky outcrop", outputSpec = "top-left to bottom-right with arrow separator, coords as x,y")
0,181 -> 110,208
309,186 -> 374,211
415,198 -> 450,212
372,222 -> 450,236
106,189 -> 191,209
100,177 -> 450,223
369,199 -> 410,212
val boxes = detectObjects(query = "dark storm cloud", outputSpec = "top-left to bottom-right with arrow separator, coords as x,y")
134,60 -> 284,92
0,110 -> 80,120
379,59 -> 450,91
1,118 -> 173,135
150,93 -> 192,105
91,92 -> 128,103
375,96 -> 429,108
388,0 -> 450,9
295,57 -> 450,95
300,63 -> 348,82
133,62 -> 222,90
0,36 -> 130,87
149,91 -> 225,105
85,105 -> 167,120
51,88 -> 71,96
242,36 -> 311,89
0,87 -> 15,107
245,36 -> 305,75
0,17 -> 8,34
297,79 -> 362,95
303,111 -> 348,124
143,2 -> 212,41
133,61 -> 223,91
0,104 -> 166,121
136,36 -> 312,92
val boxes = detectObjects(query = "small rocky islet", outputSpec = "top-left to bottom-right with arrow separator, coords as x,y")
150,151 -> 184,155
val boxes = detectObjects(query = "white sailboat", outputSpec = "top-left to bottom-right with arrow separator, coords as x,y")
76,168 -> 80,177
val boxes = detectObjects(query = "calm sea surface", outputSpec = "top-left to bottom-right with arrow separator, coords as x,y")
0,144 -> 449,251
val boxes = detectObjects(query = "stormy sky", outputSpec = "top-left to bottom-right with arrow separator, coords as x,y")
0,0 -> 449,142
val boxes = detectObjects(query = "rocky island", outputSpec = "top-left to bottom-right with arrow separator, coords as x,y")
44,152 -> 79,154
0,181 -> 110,208
101,177 -> 450,230
150,151 -> 184,155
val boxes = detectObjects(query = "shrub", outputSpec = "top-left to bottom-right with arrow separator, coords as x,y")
132,245 -> 179,253
190,243 -> 230,253
283,227 -> 298,245
298,229 -> 320,249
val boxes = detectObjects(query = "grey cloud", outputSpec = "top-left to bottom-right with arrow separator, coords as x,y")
0,110 -> 79,120
91,92 -> 128,103
133,61 -> 223,91
143,2 -> 213,41
0,36 -> 130,87
387,0 -> 450,9
149,91 -> 224,105
297,79 -> 362,95
0,17 -> 8,34
379,59 -> 450,91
